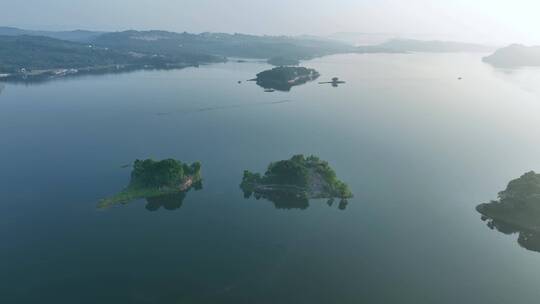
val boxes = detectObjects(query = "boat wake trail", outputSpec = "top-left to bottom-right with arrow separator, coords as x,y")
156,100 -> 292,116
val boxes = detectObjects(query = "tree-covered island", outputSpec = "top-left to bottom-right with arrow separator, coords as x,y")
476,171 -> 540,252
254,66 -> 320,91
98,158 -> 202,209
240,155 -> 352,210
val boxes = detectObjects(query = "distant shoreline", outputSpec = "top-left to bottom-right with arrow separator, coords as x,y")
0,62 -> 204,83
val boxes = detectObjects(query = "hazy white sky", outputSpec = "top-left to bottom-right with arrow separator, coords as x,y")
2,0 -> 540,44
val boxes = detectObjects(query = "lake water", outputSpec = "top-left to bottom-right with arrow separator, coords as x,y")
2,53 -> 540,303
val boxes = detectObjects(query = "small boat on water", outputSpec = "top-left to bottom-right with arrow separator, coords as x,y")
319,77 -> 346,87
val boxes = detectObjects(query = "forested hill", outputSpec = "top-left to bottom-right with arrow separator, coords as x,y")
0,35 -> 132,72
0,26 -> 103,43
0,27 -> 354,59
92,30 -> 355,59
0,34 -> 223,76
0,28 -> 353,80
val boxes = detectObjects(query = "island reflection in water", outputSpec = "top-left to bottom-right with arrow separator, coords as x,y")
104,179 -> 203,212
145,180 -> 203,212
476,171 -> 540,253
480,216 -> 540,253
242,187 -> 349,210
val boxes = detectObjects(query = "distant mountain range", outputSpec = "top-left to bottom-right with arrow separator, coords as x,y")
0,26 -> 355,58
0,26 -> 104,42
0,35 -> 210,74
92,30 -> 355,60
0,27 -> 359,81
0,26 -> 504,82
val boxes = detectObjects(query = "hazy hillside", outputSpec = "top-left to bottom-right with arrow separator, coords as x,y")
0,26 -> 103,42
92,30 -> 355,60
0,35 -> 221,75
328,32 -> 398,46
0,28 -> 352,81
0,27 -> 503,82
0,35 -> 131,72
483,44 -> 540,67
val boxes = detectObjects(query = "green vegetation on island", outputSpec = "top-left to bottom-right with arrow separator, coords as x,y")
476,171 -> 540,252
241,155 -> 352,210
98,158 -> 202,209
254,66 -> 320,91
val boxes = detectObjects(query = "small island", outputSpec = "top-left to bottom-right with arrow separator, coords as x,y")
98,158 -> 202,209
240,154 -> 352,210
476,171 -> 540,252
254,66 -> 320,91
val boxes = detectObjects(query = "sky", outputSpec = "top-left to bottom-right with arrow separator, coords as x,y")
1,0 -> 540,45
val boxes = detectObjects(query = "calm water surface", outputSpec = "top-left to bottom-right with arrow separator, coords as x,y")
2,54 -> 540,303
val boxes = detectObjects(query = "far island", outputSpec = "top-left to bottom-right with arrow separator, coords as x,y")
476,171 -> 540,252
98,158 -> 202,210
241,154 -> 352,210
483,44 -> 540,68
254,66 -> 320,92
